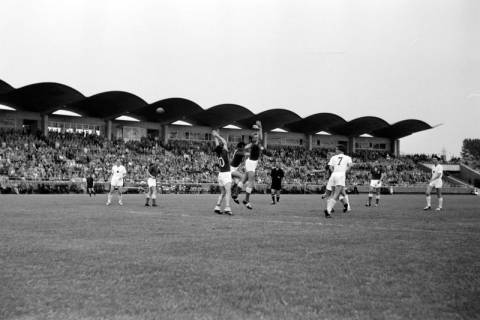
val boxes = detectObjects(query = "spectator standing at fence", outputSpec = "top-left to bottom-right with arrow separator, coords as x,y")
270,161 -> 284,205
107,158 -> 126,206
86,173 -> 95,197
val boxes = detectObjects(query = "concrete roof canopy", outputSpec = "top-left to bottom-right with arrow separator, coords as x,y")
372,119 -> 433,139
239,109 -> 302,131
0,82 -> 85,113
187,104 -> 254,128
330,116 -> 390,136
0,79 -> 14,95
66,91 -> 148,119
0,79 -> 434,138
285,113 -> 347,134
131,98 -> 204,124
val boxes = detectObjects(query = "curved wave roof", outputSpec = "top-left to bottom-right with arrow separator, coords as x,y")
67,91 -> 148,119
188,104 -> 254,128
0,80 -> 14,94
238,109 -> 302,131
285,113 -> 347,134
0,79 -> 433,139
0,82 -> 85,113
131,98 -> 203,124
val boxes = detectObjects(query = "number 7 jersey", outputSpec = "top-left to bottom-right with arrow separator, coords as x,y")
328,154 -> 353,173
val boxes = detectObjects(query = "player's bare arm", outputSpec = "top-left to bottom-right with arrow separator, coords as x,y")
255,121 -> 263,142
212,130 -> 228,151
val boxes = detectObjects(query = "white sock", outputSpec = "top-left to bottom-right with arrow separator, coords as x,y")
327,199 -> 336,212
343,195 -> 350,206
426,196 -> 431,207
438,197 -> 443,208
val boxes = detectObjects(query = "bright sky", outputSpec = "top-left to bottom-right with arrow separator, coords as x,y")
1,0 -> 479,157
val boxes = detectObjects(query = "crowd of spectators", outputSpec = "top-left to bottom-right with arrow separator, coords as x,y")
0,129 -> 452,190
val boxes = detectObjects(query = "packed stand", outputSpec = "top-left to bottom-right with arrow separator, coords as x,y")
0,129 -> 446,190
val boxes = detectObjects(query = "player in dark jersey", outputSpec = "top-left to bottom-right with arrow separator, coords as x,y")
366,161 -> 386,207
230,141 -> 246,203
145,158 -> 160,207
212,130 -> 233,215
241,121 -> 263,209
270,162 -> 284,204
86,173 -> 95,197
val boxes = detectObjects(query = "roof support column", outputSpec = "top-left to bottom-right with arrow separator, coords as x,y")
391,139 -> 400,157
307,134 -> 313,150
348,136 -> 355,154
105,120 -> 112,141
161,125 -> 168,145
40,114 -> 48,137
263,131 -> 268,149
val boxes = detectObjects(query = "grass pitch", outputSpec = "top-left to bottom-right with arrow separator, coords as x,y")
1,193 -> 479,320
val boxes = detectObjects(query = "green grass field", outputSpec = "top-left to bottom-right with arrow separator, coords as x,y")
1,193 -> 479,320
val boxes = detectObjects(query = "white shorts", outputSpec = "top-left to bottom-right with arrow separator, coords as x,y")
147,178 -> 157,188
326,177 -> 333,192
429,179 -> 443,189
245,159 -> 258,172
370,180 -> 382,188
328,172 -> 346,187
218,171 -> 232,187
111,177 -> 124,188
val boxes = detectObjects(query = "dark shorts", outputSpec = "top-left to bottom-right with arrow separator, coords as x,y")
271,183 -> 281,191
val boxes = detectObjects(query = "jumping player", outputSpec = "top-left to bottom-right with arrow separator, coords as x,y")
107,158 -> 127,206
241,121 -> 263,210
366,161 -> 386,207
270,161 -> 284,204
424,155 -> 444,211
324,145 -> 353,218
230,141 -> 246,203
145,158 -> 160,207
212,130 -> 233,215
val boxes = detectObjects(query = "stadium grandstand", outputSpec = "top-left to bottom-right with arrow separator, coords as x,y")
0,79 -> 432,152
0,79 -> 477,194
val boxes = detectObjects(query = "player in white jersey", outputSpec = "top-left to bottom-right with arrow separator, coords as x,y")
322,152 -> 351,213
424,155 -> 444,211
324,145 -> 353,218
107,158 -> 127,206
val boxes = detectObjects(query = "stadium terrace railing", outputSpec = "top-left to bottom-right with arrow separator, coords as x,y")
0,177 -> 475,195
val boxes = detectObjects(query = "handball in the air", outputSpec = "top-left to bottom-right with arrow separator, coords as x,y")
156,107 -> 165,114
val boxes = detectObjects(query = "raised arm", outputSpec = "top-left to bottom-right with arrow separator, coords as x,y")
256,121 -> 263,142
212,130 -> 228,151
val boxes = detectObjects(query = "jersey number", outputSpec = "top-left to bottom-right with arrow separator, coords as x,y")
337,157 -> 343,165
218,157 -> 225,167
